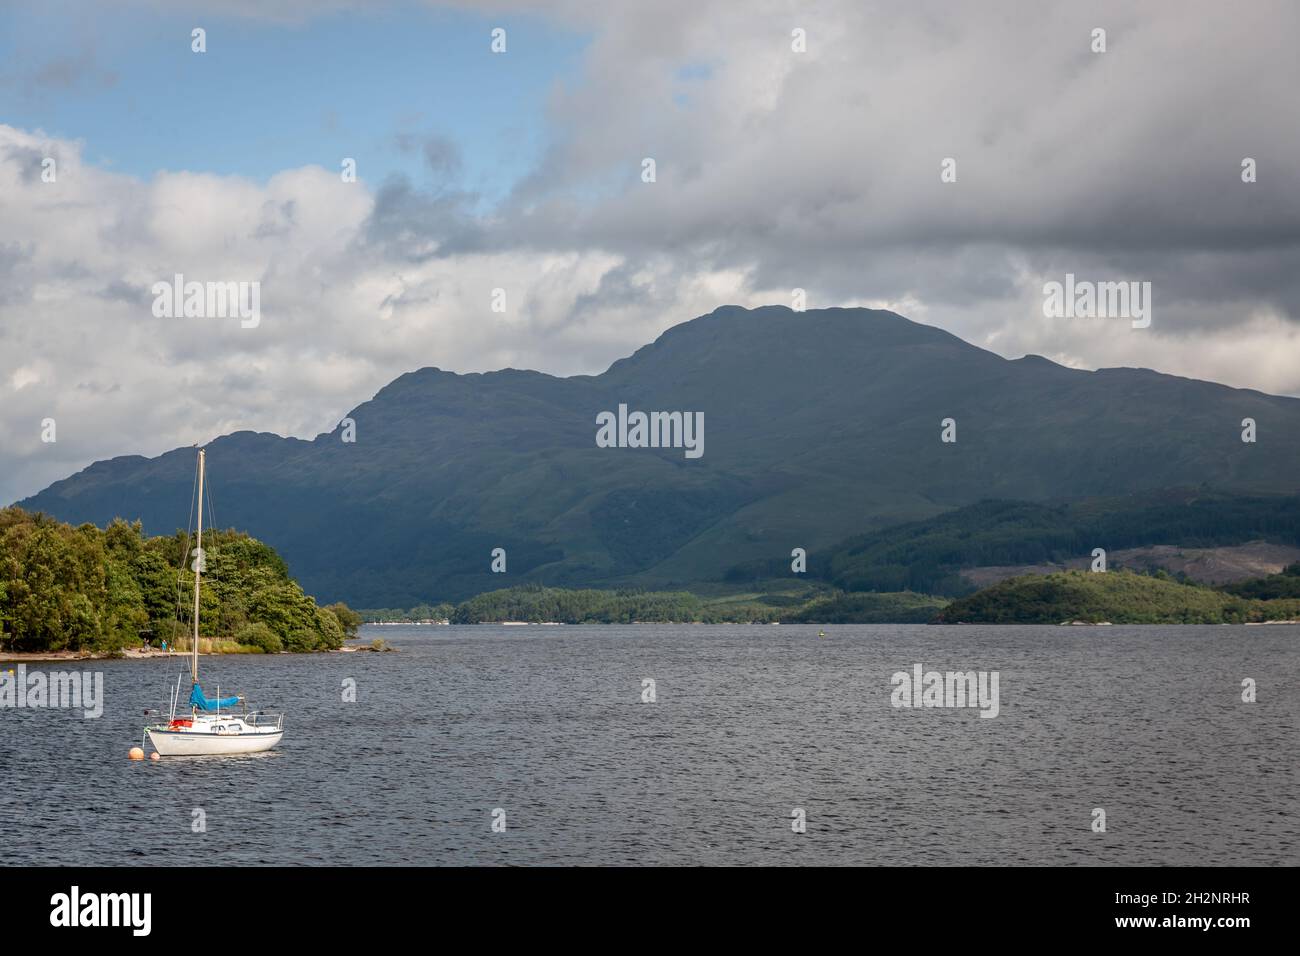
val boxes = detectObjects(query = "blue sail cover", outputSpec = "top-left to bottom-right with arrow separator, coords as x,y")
189,682 -> 240,711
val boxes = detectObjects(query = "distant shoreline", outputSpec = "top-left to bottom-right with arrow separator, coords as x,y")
0,641 -> 382,663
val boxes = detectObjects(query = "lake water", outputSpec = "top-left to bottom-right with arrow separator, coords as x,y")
2,624 -> 1296,866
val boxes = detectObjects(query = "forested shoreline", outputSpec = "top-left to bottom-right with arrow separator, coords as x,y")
0,507 -> 360,654
7,504 -> 1298,642
361,584 -> 947,624
360,569 -> 1300,627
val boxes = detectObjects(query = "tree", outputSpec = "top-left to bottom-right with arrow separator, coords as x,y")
315,607 -> 345,649
324,602 -> 362,639
0,506 -> 348,654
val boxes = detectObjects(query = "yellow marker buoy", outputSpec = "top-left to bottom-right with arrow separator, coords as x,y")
128,747 -> 145,760
149,752 -> 161,761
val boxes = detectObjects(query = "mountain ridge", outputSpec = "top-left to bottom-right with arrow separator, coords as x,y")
17,305 -> 1300,606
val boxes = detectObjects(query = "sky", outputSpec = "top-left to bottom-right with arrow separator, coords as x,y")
2,0 -> 1298,505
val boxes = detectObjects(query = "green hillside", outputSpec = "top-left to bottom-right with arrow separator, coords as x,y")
726,493 -> 1300,596
934,569 -> 1300,625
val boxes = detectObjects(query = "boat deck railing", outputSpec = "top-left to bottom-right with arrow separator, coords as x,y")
241,712 -> 284,730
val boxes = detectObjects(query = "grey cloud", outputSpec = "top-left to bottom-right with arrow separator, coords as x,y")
98,278 -> 151,306
471,0 -> 1300,332
0,242 -> 35,305
362,174 -> 485,261
3,143 -> 50,183
75,381 -> 122,394
422,137 -> 462,178
394,131 -> 463,179
253,199 -> 299,239
30,51 -> 116,92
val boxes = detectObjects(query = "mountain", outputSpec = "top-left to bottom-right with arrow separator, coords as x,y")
16,306 -> 1300,606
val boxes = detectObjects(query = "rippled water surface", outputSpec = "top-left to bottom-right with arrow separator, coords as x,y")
2,624 -> 1296,865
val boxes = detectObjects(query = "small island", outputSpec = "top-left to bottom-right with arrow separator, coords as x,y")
0,507 -> 360,658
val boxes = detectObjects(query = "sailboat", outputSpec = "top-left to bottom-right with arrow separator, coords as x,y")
144,449 -> 284,756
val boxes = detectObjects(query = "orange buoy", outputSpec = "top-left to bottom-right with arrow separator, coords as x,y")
129,747 -> 145,760
149,752 -> 161,761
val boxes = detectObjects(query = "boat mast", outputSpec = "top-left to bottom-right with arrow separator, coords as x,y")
192,448 -> 204,684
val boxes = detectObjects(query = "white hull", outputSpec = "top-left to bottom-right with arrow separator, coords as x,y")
148,724 -> 283,756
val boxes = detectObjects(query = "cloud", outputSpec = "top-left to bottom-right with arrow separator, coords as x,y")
0,46 -> 118,103
394,131 -> 464,179
2,0 -> 1299,505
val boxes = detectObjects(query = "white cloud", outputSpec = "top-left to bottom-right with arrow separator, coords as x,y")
3,0 -> 1299,503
